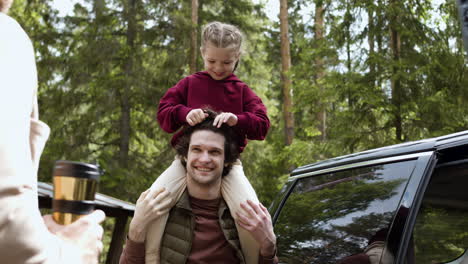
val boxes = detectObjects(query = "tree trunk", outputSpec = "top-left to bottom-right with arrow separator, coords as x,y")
190,0 -> 198,73
94,0 -> 105,19
389,0 -> 403,141
368,1 -> 376,85
120,0 -> 135,168
279,0 -> 294,145
314,1 -> 326,140
376,0 -> 383,88
345,0 -> 353,107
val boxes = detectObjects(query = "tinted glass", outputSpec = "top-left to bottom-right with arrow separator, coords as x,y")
275,160 -> 416,264
411,161 -> 468,263
270,181 -> 295,219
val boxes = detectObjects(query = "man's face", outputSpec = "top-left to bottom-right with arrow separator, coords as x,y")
186,129 -> 225,187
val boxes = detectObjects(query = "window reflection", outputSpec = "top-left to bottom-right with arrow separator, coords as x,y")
412,161 -> 468,263
275,161 -> 416,264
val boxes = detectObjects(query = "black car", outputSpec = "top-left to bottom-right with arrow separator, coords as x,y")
270,131 -> 468,264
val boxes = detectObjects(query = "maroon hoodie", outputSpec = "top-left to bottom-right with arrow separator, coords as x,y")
157,71 -> 270,152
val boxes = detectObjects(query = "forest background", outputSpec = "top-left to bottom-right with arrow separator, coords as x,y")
8,0 -> 468,261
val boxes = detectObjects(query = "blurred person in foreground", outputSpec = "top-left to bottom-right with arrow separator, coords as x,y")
0,1 -> 105,263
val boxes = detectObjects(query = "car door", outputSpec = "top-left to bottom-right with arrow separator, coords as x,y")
271,152 -> 436,264
398,148 -> 468,264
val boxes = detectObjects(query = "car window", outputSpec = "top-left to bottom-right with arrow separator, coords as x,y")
275,160 -> 417,264
411,160 -> 468,264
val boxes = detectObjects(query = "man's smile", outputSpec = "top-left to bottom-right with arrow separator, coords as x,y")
195,166 -> 213,172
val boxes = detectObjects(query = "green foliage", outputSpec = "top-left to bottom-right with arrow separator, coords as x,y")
265,0 -> 468,163
9,0 -> 467,213
98,217 -> 116,264
8,0 -> 468,261
413,206 -> 468,263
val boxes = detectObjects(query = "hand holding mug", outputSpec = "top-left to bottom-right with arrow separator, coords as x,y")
44,210 -> 106,264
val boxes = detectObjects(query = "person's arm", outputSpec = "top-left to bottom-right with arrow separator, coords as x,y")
119,237 -> 146,264
236,84 -> 270,140
211,84 -> 270,139
236,200 -> 279,264
128,187 -> 172,242
119,187 -> 172,263
0,13 -> 105,264
157,78 -> 194,132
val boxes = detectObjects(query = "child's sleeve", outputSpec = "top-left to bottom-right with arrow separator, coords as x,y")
157,78 -> 193,133
236,85 -> 270,140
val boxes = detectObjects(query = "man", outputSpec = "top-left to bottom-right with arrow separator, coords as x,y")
0,1 -> 105,263
120,112 -> 277,263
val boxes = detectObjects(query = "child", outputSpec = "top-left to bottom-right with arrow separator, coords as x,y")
146,21 -> 270,264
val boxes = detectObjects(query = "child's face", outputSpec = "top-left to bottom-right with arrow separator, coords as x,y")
201,43 -> 239,81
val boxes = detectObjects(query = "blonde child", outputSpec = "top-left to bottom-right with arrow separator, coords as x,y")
147,21 -> 270,264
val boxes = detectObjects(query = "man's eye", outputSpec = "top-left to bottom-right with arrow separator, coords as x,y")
210,150 -> 221,155
191,148 -> 201,152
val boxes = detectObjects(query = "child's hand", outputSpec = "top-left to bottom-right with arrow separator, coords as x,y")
213,112 -> 238,127
186,109 -> 208,126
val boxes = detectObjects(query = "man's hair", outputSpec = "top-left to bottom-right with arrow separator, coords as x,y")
175,109 -> 240,176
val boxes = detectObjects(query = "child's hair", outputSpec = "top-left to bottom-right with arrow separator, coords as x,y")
201,21 -> 243,54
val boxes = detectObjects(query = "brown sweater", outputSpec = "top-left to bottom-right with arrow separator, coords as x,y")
186,196 -> 239,263
119,195 -> 278,264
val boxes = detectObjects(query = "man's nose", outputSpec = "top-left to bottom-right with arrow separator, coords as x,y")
199,151 -> 211,162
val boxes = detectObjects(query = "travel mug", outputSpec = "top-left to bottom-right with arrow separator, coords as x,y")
52,160 -> 102,225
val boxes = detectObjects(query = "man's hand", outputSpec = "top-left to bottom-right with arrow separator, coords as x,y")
213,112 -> 238,128
128,187 -> 172,242
236,200 -> 277,258
43,210 -> 106,264
186,109 -> 208,126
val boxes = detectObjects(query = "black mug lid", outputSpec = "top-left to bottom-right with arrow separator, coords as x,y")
53,160 -> 102,181
53,199 -> 95,215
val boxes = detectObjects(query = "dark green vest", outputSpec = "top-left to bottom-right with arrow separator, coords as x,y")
160,191 -> 245,264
